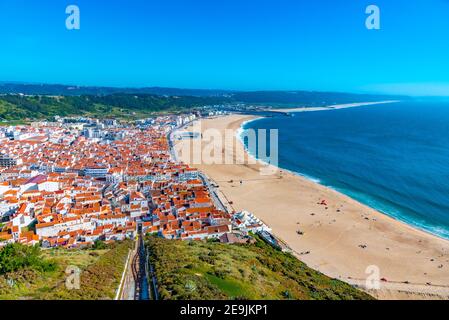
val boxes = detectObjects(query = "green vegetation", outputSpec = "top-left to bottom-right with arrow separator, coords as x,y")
0,88 -> 403,121
146,236 -> 373,300
92,240 -> 108,250
0,241 -> 133,300
0,244 -> 56,275
0,94 -> 229,121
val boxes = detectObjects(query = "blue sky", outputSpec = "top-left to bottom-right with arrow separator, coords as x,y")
1,0 -> 449,95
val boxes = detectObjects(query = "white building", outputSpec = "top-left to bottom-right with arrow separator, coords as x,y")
232,211 -> 272,233
36,219 -> 96,238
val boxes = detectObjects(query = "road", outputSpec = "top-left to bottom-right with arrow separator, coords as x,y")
198,172 -> 228,213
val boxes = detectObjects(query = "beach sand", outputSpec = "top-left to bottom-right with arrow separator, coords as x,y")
174,114 -> 449,300
271,100 -> 400,113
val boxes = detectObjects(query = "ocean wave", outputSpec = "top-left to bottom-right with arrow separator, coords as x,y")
238,115 -> 449,241
331,185 -> 449,240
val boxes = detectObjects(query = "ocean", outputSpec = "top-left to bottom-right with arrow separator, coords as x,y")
242,101 -> 449,240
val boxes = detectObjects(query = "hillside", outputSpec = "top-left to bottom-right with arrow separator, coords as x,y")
0,94 -> 229,122
0,83 -> 233,97
0,83 -> 406,123
0,241 -> 132,300
146,236 -> 373,300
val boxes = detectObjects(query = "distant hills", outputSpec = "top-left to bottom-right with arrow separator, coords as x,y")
0,83 -> 232,97
0,82 -> 408,122
0,82 -> 406,102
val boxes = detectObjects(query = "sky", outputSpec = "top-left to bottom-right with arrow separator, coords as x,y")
1,0 -> 449,95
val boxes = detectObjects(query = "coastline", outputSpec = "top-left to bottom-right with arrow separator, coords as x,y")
238,115 -> 449,242
271,100 -> 400,113
175,114 -> 449,300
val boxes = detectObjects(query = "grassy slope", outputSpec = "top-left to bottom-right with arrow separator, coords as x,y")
146,236 -> 374,300
0,97 -> 158,121
0,241 -> 132,300
0,94 -> 228,121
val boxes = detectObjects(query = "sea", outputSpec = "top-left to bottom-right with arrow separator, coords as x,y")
241,101 -> 449,240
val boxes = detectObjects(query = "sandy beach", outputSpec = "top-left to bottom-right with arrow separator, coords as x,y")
272,100 -> 400,113
174,114 -> 449,300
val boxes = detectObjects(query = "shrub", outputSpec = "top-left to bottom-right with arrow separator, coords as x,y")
0,243 -> 56,275
92,240 -> 108,250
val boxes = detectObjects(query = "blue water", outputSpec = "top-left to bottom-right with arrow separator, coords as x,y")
242,101 -> 449,239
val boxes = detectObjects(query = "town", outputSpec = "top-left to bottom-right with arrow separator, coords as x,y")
0,113 -> 273,249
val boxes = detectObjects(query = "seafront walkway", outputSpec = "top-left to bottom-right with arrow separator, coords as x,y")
117,234 -> 153,300
117,242 -> 137,300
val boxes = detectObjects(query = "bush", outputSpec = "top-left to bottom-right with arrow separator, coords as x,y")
199,254 -> 215,264
92,240 -> 108,250
0,243 -> 56,275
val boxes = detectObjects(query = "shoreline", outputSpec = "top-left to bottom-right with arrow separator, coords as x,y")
175,114 -> 449,300
238,116 -> 449,242
271,100 -> 400,113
